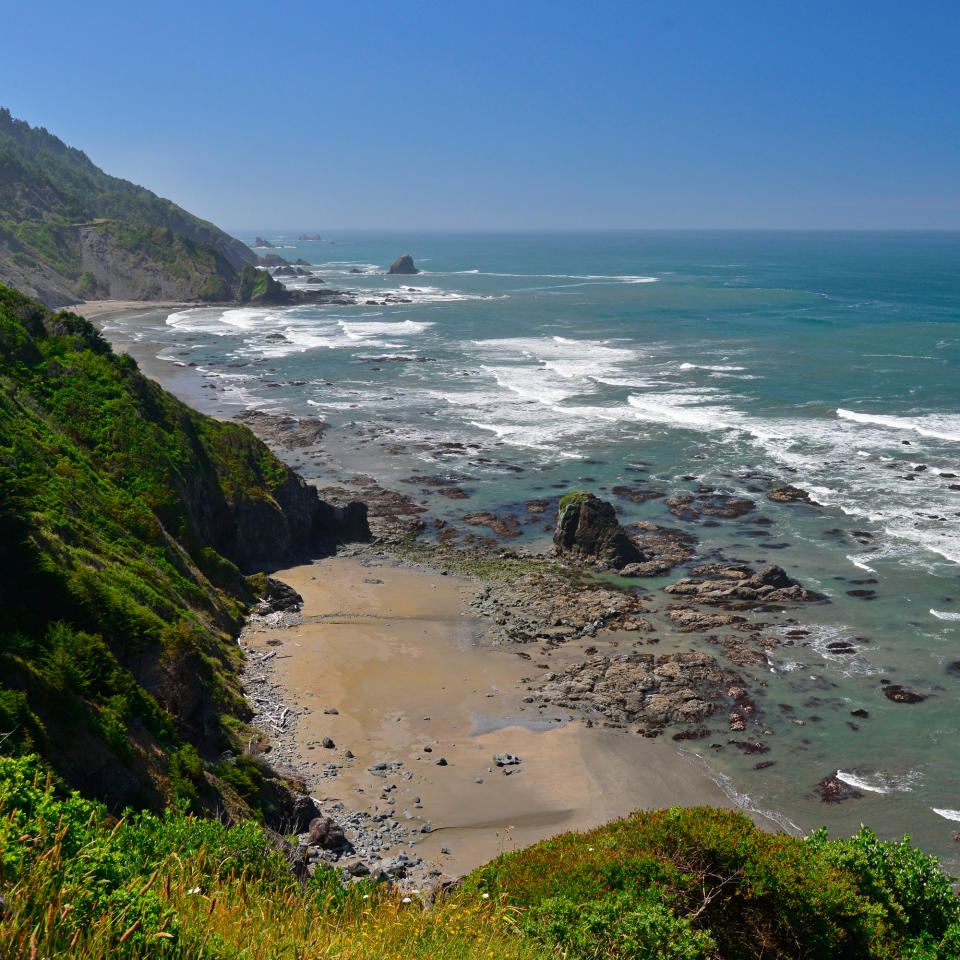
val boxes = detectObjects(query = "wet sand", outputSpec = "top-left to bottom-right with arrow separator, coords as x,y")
243,555 -> 749,877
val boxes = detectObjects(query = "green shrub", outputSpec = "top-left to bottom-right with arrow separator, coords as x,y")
470,806 -> 960,960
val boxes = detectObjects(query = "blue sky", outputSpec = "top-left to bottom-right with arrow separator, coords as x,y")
3,0 -> 959,230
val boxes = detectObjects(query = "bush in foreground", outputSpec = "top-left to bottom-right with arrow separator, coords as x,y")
2,754 -> 959,959
468,805 -> 960,959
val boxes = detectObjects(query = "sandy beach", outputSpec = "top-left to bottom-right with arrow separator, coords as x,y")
64,299 -> 197,321
241,554 -> 752,879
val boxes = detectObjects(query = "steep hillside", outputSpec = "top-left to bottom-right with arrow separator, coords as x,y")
0,284 -> 368,813
0,108 -> 258,305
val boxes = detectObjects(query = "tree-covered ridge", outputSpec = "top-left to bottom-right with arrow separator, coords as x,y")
0,108 -> 258,305
0,284 -> 363,813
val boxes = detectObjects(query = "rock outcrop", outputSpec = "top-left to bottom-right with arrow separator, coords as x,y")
768,485 -> 812,503
553,492 -> 644,570
536,651 -> 729,729
387,254 -> 419,275
665,563 -> 822,605
552,491 -> 690,574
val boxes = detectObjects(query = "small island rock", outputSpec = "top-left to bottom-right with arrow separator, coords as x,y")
388,254 -> 419,275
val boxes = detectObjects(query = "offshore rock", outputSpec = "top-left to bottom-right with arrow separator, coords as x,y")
768,485 -> 812,503
387,254 -> 419,275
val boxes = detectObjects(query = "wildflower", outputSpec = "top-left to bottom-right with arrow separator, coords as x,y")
481,893 -> 489,899
363,894 -> 370,900
187,886 -> 201,894
402,896 -> 412,904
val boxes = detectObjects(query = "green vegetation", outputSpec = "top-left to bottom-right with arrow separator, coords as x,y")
0,284 -> 324,811
469,806 -> 960,959
2,755 -> 957,959
0,108 -> 257,304
558,489 -> 590,514
0,754 -> 537,960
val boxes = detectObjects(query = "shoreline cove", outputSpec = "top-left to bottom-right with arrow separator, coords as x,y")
75,238 -> 960,882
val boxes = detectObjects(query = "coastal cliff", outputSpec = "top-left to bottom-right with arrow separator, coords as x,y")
0,283 -> 368,813
0,108 -> 259,306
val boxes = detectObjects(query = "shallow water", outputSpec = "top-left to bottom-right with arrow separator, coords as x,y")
101,230 -> 960,871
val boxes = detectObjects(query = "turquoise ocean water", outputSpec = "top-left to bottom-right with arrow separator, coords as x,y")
104,231 -> 960,868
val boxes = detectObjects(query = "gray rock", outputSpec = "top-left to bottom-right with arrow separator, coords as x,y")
387,254 -> 419,275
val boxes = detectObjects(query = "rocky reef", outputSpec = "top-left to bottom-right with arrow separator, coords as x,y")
665,562 -> 822,605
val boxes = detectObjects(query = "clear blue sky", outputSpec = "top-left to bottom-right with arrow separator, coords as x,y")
4,0 -> 959,230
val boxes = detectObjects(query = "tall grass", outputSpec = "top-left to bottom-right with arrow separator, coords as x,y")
0,755 -> 541,960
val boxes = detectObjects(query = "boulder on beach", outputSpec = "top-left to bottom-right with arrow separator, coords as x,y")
387,254 -> 419,275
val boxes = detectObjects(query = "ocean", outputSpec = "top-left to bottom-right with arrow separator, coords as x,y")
101,230 -> 960,869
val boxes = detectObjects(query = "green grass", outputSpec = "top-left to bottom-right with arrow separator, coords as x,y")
0,755 -> 539,960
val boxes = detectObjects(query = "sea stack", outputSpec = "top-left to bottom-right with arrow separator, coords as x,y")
553,491 -> 645,570
388,254 -> 419,275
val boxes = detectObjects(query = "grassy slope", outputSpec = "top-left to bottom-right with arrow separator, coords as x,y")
0,284 -> 330,814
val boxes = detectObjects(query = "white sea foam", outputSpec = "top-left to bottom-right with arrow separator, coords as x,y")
930,609 -> 960,621
835,769 -> 922,795
932,808 -> 960,822
837,408 -> 960,442
678,362 -> 747,372
337,319 -> 432,340
680,751 -> 802,835
440,271 -> 658,283
626,393 -> 742,431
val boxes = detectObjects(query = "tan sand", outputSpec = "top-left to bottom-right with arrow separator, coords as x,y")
64,299 -> 196,321
243,556 -> 749,878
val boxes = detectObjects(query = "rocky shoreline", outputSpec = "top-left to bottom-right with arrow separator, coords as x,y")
233,410 -> 856,773
214,403 -> 877,891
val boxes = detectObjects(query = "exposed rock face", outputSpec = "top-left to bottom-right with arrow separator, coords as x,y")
387,254 -> 419,275
553,492 -> 645,570
74,224 -> 238,303
664,606 -> 748,632
254,236 -> 276,248
665,563 -> 822,605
